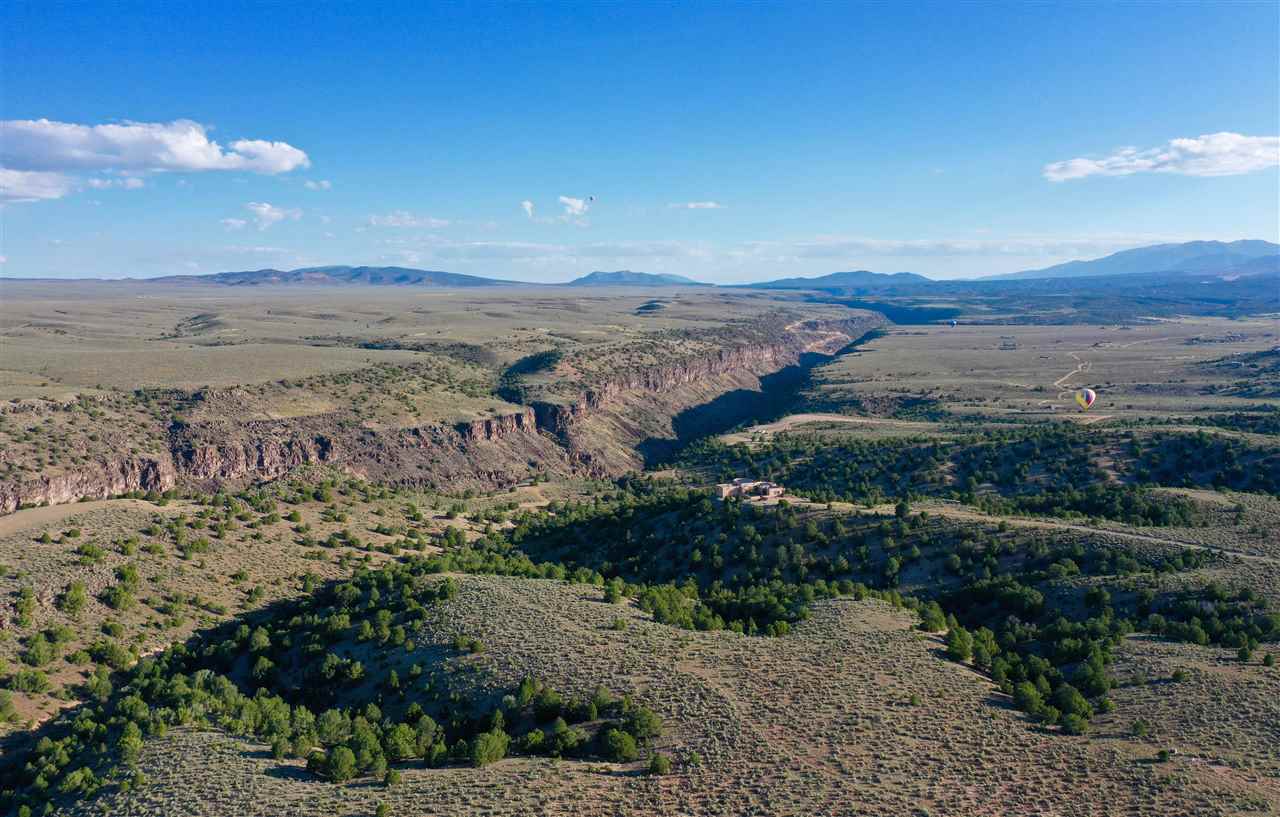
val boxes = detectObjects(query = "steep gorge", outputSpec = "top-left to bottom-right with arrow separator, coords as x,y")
0,312 -> 884,512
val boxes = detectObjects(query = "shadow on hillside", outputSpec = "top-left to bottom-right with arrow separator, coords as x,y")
636,351 -> 831,468
262,762 -> 315,782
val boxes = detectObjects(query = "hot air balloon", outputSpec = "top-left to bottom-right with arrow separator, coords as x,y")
1074,388 -> 1097,411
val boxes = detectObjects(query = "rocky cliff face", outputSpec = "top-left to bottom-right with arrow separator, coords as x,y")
174,425 -> 338,485
532,315 -> 881,438
0,313 -> 884,513
454,407 -> 538,441
0,456 -> 175,515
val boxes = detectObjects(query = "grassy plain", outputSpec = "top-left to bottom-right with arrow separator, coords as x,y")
804,317 -> 1277,422
0,282 -> 821,400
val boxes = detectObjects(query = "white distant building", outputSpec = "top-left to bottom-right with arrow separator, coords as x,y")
715,478 -> 784,500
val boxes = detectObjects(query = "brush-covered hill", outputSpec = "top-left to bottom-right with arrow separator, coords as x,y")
10,468 -> 1280,817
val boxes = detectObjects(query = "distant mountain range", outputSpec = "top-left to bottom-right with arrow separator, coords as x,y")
985,240 -> 1279,281
6,240 -> 1275,290
566,270 -> 709,287
140,267 -> 712,288
743,270 -> 930,290
147,266 -> 518,287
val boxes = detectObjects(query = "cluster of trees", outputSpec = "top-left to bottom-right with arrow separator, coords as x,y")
490,483 -> 929,634
433,480 -> 1276,738
677,436 -> 940,506
679,425 -> 1279,525
972,484 -> 1199,527
5,560 -> 667,814
1130,432 -> 1279,495
1189,411 -> 1280,436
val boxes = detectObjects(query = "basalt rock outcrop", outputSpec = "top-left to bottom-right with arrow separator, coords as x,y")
0,456 -> 176,515
454,407 -> 538,441
0,312 -> 884,512
172,419 -> 339,486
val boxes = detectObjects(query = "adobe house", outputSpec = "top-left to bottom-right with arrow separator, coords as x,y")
715,479 -> 784,500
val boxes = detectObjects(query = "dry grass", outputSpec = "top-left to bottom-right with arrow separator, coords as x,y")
0,476 -> 533,727
62,575 -> 1280,817
808,317 -> 1278,423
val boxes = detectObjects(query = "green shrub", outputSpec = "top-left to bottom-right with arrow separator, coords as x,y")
602,728 -> 638,761
648,753 -> 672,775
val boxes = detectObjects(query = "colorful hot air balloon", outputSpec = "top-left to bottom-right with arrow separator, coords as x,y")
1074,388 -> 1097,410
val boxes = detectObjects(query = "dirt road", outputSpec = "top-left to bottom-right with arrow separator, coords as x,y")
0,497 -> 177,537
837,499 -> 1280,566
720,413 -> 937,444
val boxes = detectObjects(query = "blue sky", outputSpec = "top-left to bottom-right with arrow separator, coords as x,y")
3,1 -> 1277,282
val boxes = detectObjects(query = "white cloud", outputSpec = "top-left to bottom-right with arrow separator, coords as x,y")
559,195 -> 590,217
245,201 -> 301,230
304,179 -> 332,190
521,199 -> 535,218
669,201 -> 724,209
1044,132 -> 1280,182
0,118 -> 310,175
367,211 -> 449,228
377,237 -> 705,262
220,218 -> 248,231
86,176 -> 145,190
0,168 -> 74,202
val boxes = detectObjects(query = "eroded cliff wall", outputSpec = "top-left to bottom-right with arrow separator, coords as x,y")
0,313 -> 884,512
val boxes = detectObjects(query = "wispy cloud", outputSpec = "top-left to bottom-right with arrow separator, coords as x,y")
245,201 -> 301,230
0,168 -> 74,202
559,195 -> 590,217
304,179 -> 332,190
380,237 -> 704,262
668,201 -> 724,209
520,199 -> 535,219
367,210 -> 449,228
1044,132 -> 1280,182
220,218 -> 248,231
86,176 -> 145,190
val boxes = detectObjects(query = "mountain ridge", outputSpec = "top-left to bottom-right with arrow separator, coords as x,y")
146,265 -> 520,287
566,270 -> 710,286
984,240 -> 1279,281
743,270 -> 932,290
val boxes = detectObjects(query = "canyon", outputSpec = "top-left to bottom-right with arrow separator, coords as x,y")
0,312 -> 884,513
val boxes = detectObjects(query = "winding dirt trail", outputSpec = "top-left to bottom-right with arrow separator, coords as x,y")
0,497 -> 179,537
1053,352 -> 1092,390
719,413 -> 937,444
825,499 -> 1280,567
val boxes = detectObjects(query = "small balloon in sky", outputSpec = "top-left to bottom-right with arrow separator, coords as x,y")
1074,388 -> 1097,410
